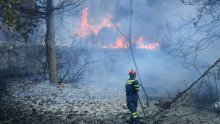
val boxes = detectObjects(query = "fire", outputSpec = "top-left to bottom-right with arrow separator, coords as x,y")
101,36 -> 159,50
97,36 -> 159,50
135,36 -> 160,50
91,18 -> 112,35
110,37 -> 128,49
77,8 -> 113,37
137,42 -> 160,50
80,8 -> 90,37
136,35 -> 145,45
75,8 -> 160,51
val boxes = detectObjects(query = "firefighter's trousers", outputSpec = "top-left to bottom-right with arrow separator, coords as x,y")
126,94 -> 139,123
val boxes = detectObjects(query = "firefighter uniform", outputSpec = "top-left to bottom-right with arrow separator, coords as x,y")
126,76 -> 140,123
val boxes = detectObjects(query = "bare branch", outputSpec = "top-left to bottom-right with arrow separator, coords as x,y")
154,57 -> 220,117
112,20 -> 129,41
70,60 -> 98,81
53,0 -> 84,14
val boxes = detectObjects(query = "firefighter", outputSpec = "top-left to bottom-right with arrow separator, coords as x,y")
126,69 -> 140,124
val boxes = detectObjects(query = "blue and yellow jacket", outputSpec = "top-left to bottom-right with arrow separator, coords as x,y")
126,77 -> 139,96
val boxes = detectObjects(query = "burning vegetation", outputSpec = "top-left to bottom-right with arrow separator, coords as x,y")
76,8 -> 160,50
0,0 -> 220,124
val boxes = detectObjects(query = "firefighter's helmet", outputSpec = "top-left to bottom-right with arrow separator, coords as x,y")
129,69 -> 136,76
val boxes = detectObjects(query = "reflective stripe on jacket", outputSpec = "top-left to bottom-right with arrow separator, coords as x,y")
126,79 -> 139,96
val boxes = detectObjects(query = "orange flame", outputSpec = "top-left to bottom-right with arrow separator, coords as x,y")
100,36 -> 159,50
77,8 -> 113,37
80,8 -> 90,37
137,42 -> 160,50
110,37 -> 128,49
135,36 -> 160,50
136,35 -> 145,45
76,8 -> 159,51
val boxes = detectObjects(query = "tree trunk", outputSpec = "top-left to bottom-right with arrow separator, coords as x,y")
45,0 -> 57,83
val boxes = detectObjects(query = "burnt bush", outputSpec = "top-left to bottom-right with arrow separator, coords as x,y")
0,43 -> 46,78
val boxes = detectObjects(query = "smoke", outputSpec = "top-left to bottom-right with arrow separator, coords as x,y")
53,0 -> 219,98
80,48 -> 198,98
76,7 -> 113,37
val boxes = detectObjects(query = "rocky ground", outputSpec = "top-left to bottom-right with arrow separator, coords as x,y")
0,78 -> 220,124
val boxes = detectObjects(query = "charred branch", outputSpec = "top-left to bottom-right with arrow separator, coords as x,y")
154,57 -> 220,118
70,60 -> 97,82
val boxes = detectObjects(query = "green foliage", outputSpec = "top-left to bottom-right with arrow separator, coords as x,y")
0,0 -> 39,41
0,0 -> 21,29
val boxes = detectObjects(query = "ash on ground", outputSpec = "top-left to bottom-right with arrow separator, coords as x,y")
0,79 -> 219,124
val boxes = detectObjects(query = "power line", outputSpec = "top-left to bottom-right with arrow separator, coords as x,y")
113,0 -> 150,118
128,0 -> 149,107
127,0 -> 150,120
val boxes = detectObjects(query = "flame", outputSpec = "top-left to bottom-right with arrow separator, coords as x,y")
110,37 -> 128,49
136,35 -> 145,45
91,18 -> 112,35
137,42 -> 160,50
77,8 -> 113,37
99,36 -> 159,50
135,36 -> 160,50
75,8 -> 159,51
80,8 -> 90,37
